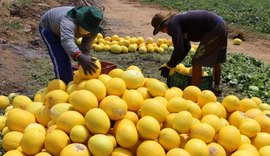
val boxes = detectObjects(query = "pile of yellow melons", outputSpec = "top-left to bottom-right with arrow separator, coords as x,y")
1,59 -> 270,156
77,33 -> 174,54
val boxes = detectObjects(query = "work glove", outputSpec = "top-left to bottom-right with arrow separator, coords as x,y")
76,53 -> 98,75
158,64 -> 175,78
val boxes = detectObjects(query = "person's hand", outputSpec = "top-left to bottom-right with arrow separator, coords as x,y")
76,54 -> 98,75
158,64 -> 174,78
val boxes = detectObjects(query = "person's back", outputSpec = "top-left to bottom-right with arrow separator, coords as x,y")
40,6 -> 74,36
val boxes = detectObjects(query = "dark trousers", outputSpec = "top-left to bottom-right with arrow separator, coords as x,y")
39,26 -> 73,85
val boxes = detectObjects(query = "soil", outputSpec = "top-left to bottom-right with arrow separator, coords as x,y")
0,0 -> 270,97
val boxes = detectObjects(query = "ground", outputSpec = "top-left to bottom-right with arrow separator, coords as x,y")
0,0 -> 269,97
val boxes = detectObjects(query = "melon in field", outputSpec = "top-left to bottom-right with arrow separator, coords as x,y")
84,108 -> 111,134
60,143 -> 90,156
12,95 -> 32,110
20,128 -> 45,155
0,95 -> 10,109
88,134 -> 114,156
47,79 -> 66,92
2,131 -> 23,151
121,69 -> 145,89
44,129 -> 71,156
56,110 -> 85,133
6,108 -> 36,132
115,119 -> 138,148
136,116 -> 160,140
137,140 -> 166,156
44,89 -> 69,108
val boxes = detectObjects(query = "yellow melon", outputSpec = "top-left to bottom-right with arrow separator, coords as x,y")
137,140 -> 166,156
35,151 -> 52,156
221,95 -> 240,113
189,123 -> 216,143
254,114 -> 270,133
98,74 -> 112,85
24,123 -> 46,135
106,77 -> 127,96
136,87 -> 152,99
108,68 -> 124,78
182,85 -> 201,102
20,128 -> 45,155
99,95 -> 128,120
172,111 -> 193,134
259,145 -> 270,156
12,95 -> 32,110
140,98 -> 169,123
68,90 -> 98,115
251,132 -> 270,150
201,114 -> 222,133
239,118 -> 261,138
1,126 -> 9,136
78,59 -> 101,79
2,131 -> 23,151
228,110 -> 247,128
25,102 -> 43,115
111,44 -> 122,53
49,103 -> 73,121
44,89 -> 69,108
6,108 -> 36,132
0,116 -> 6,131
144,78 -> 166,97
164,87 -> 183,101
126,65 -> 142,73
115,119 -> 138,148
66,83 -> 78,95
56,110 -> 85,133
84,108 -> 111,134
207,142 -> 226,156
245,108 -> 263,119
166,148 -> 190,156
186,100 -> 202,119
184,138 -> 209,156
197,90 -> 217,108
217,125 -> 241,152
70,125 -> 90,143
122,89 -> 144,112
167,97 -> 188,113
3,150 -> 25,156
120,69 -> 145,89
201,102 -> 227,118
44,129 -> 71,156
238,98 -> 257,112
158,128 -> 181,151
47,79 -> 66,92
0,95 -> 10,109
88,134 -> 114,156
237,143 -> 259,156
60,143 -> 90,156
84,79 -> 106,101
35,105 -> 51,126
123,111 -> 139,124
154,96 -> 168,107
240,134 -> 251,144
136,116 -> 160,140
231,150 -> 251,156
163,113 -> 177,128
111,147 -> 133,156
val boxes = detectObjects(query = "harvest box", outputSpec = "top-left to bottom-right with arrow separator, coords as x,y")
72,61 -> 117,74
167,71 -> 213,90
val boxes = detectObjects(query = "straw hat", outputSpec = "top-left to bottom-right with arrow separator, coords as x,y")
151,12 -> 172,35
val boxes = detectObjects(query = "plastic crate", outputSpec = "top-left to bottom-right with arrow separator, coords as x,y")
167,71 -> 213,90
72,60 -> 117,74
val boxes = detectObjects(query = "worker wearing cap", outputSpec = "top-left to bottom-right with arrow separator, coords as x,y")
151,10 -> 228,95
39,6 -> 103,84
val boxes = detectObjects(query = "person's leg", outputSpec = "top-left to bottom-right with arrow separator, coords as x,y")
191,65 -> 202,86
39,26 -> 73,85
213,64 -> 222,92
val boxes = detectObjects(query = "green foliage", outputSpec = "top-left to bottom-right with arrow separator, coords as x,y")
7,21 -> 21,30
140,0 -> 270,34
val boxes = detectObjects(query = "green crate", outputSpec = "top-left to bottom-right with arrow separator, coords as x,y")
167,72 -> 213,90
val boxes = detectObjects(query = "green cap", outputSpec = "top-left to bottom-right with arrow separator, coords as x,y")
67,6 -> 104,34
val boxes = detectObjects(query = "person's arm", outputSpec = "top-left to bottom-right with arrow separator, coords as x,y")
167,25 -> 189,68
79,33 -> 97,55
60,16 -> 80,57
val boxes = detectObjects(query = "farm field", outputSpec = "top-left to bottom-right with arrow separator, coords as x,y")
0,0 -> 270,155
